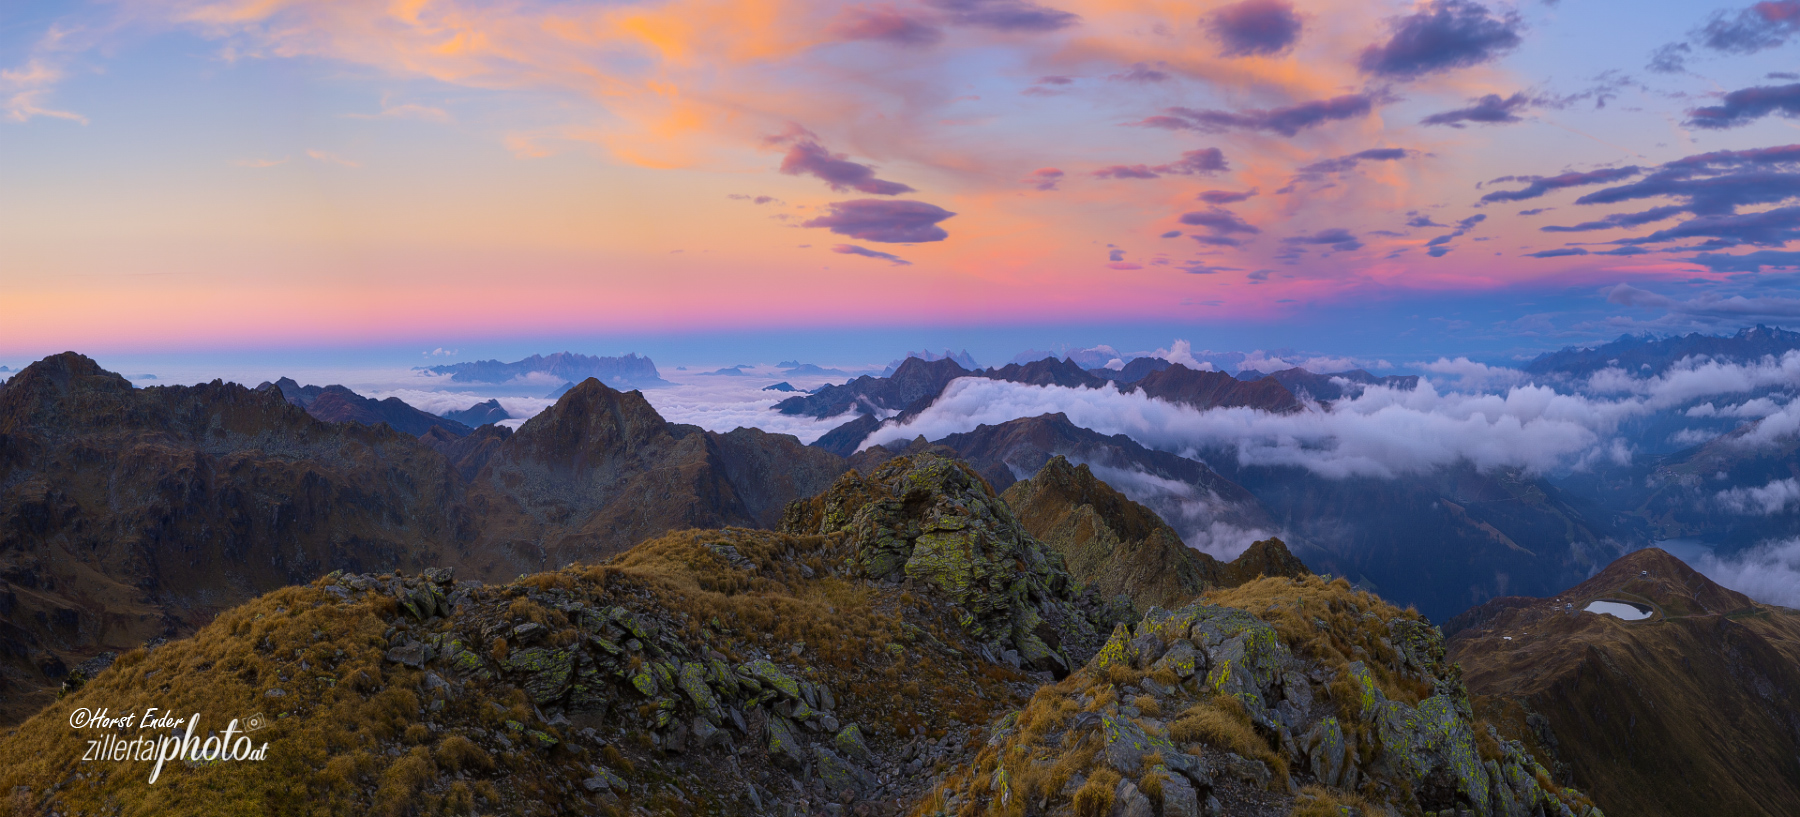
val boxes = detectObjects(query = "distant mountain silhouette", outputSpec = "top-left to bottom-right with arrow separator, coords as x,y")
440,398 -> 509,426
1526,324 -> 1800,379
776,356 -> 972,419
1087,356 -> 1171,384
878,348 -> 977,376
424,351 -> 669,388
1123,364 -> 1303,413
257,377 -> 472,437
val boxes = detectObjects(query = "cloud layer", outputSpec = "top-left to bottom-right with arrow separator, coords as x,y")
862,350 -> 1800,480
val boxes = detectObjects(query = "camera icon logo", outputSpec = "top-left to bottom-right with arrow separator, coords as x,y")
244,712 -> 268,732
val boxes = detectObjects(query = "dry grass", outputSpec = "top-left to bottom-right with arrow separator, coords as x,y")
1169,697 -> 1284,778
1291,784 -> 1371,816
0,525 -> 1032,816
1071,768 -> 1120,817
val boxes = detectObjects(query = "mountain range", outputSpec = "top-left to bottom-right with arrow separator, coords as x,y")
0,345 -> 1795,816
422,352 -> 670,389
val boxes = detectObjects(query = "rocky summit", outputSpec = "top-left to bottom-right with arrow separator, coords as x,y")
924,576 -> 1602,817
1003,456 -> 1305,612
779,455 -> 1130,676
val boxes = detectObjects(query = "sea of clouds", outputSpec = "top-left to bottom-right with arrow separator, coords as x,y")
851,351 -> 1799,604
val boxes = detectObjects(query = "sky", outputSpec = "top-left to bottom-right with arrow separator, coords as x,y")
9,0 -> 1800,366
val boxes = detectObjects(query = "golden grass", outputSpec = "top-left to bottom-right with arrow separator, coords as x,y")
1291,784 -> 1371,817
1,524 -> 1034,817
1169,697 -> 1283,778
1071,768 -> 1120,817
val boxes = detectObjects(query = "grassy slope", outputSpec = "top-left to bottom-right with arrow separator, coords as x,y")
1449,549 -> 1800,817
0,527 -> 1031,816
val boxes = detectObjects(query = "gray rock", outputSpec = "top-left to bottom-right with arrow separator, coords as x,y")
1220,752 -> 1271,790
692,717 -> 730,749
766,716 -> 806,770
1373,695 -> 1490,809
1303,717 -> 1348,788
1112,779 -> 1155,817
1102,713 -> 1174,775
582,767 -> 628,794
1159,768 -> 1201,817
834,724 -> 873,763
811,744 -> 876,795
1152,641 -> 1203,679
1130,631 -> 1166,669
383,640 -> 427,669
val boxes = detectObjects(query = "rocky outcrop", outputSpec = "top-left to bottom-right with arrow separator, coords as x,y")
931,575 -> 1605,817
0,526 -> 1064,816
780,454 -> 1129,675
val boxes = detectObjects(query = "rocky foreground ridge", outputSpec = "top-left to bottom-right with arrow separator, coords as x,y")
0,454 -> 1600,817
926,578 -> 1600,817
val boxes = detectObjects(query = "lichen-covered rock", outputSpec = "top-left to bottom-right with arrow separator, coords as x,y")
766,716 -> 805,771
506,647 -> 573,704
1303,716 -> 1349,788
1374,695 -> 1491,815
678,661 -> 722,722
924,574 -> 1604,817
780,454 -> 1120,674
1101,713 -> 1174,775
740,659 -> 800,699
835,724 -> 873,763
1151,640 -> 1202,679
811,744 -> 876,794
1093,624 -> 1136,671
629,663 -> 659,697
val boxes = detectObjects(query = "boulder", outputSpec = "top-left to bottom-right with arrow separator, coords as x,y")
766,716 -> 806,770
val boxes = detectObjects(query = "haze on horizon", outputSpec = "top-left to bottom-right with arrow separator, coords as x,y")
8,0 -> 1800,361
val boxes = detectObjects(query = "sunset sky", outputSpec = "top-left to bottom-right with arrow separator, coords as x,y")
7,0 -> 1800,366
